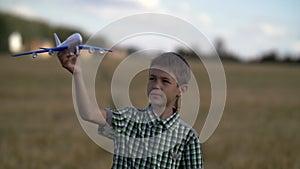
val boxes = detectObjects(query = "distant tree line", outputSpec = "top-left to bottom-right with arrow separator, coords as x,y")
258,50 -> 300,64
175,38 -> 300,64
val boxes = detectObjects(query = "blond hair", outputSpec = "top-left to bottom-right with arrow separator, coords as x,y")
150,52 -> 191,85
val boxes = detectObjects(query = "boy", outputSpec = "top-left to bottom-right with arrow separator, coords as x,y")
57,51 -> 203,168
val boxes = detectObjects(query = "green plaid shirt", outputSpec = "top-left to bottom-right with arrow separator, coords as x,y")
98,105 -> 203,169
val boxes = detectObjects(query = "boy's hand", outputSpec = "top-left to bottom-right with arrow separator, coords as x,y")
57,50 -> 78,74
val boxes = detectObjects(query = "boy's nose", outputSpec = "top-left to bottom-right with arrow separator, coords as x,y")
153,81 -> 162,90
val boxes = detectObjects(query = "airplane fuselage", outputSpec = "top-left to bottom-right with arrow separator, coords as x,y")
59,33 -> 83,56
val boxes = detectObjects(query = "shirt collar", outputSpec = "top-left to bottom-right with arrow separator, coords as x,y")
146,104 -> 179,129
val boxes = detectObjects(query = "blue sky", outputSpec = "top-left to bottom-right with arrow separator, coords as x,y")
1,0 -> 299,60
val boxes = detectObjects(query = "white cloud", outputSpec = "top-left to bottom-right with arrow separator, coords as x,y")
177,1 -> 191,12
197,13 -> 213,26
84,5 -> 126,19
259,23 -> 286,37
12,5 -> 37,18
82,0 -> 161,20
136,0 -> 160,10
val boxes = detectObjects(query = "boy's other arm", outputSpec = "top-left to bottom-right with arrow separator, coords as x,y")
57,50 -> 107,125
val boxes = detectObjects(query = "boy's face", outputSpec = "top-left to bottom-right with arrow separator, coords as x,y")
147,68 -> 181,108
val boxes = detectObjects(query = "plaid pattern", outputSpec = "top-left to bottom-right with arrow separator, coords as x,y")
98,106 -> 203,169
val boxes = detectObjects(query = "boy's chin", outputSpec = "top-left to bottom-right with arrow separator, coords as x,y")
149,99 -> 165,107
149,96 -> 166,106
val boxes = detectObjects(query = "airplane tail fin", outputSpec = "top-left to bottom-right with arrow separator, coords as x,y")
54,33 -> 61,46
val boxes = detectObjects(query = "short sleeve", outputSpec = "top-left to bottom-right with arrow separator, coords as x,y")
98,107 -> 132,139
180,130 -> 204,169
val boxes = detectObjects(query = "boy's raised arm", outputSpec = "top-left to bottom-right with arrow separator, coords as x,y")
57,50 -> 107,125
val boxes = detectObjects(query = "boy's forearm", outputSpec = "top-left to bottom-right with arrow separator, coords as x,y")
73,71 -> 106,125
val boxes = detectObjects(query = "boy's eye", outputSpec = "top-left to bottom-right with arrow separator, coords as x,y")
149,77 -> 155,81
163,80 -> 170,84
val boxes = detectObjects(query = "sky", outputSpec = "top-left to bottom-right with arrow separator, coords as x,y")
1,0 -> 299,60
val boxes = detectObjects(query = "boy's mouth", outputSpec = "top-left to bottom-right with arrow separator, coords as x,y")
150,93 -> 162,97
149,90 -> 164,97
148,90 -> 167,106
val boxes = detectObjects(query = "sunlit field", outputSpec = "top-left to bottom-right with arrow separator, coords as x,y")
1,54 -> 299,169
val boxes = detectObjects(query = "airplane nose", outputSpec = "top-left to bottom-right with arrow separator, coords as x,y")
75,33 -> 83,44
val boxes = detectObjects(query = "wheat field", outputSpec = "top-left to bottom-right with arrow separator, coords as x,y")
0,54 -> 299,169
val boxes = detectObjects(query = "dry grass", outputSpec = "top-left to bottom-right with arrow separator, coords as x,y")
0,55 -> 299,169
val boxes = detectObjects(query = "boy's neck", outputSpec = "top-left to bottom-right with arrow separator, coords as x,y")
152,104 -> 174,120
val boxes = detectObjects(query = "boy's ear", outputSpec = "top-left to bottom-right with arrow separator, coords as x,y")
179,84 -> 188,95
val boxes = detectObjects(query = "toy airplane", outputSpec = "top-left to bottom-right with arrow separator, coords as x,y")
12,33 -> 112,58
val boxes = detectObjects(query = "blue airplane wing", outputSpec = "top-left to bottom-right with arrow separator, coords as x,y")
12,46 -> 68,57
79,45 -> 112,52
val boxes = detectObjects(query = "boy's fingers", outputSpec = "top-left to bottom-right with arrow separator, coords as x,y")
57,50 -> 66,63
58,50 -> 70,65
57,50 -> 78,73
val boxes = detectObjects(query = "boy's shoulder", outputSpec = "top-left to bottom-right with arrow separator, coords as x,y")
178,119 -> 200,139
